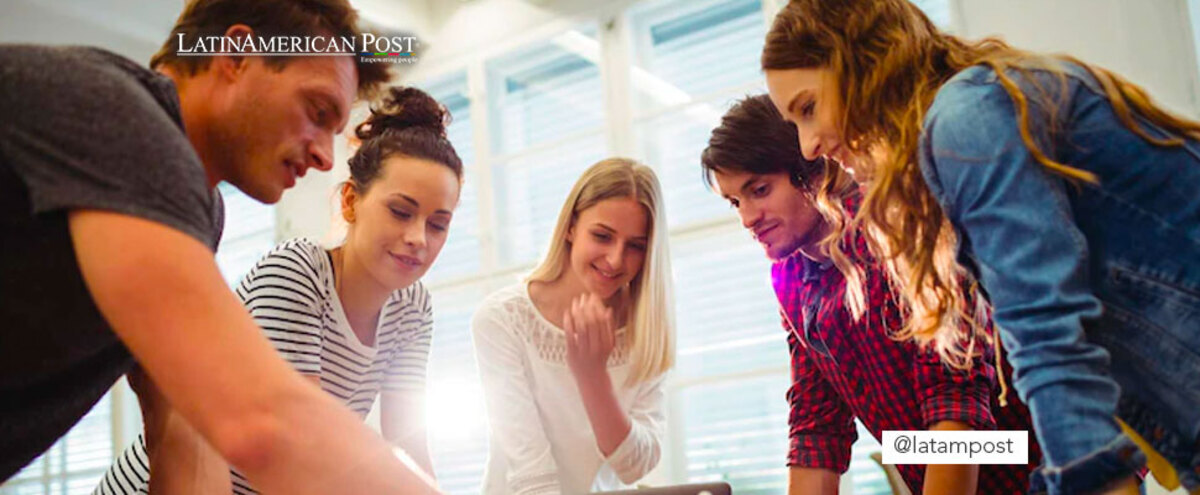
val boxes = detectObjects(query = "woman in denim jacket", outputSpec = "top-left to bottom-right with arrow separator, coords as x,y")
758,1 -> 1200,494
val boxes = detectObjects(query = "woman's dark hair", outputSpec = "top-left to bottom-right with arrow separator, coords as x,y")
348,86 -> 463,192
701,94 -> 823,190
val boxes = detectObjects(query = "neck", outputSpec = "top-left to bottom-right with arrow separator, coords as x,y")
331,246 -> 392,326
160,66 -> 223,189
796,221 -> 833,263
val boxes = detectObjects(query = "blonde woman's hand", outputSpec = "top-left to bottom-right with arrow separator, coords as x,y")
563,293 -> 616,381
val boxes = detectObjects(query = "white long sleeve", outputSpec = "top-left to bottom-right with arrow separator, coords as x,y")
473,303 -> 562,494
601,373 -> 666,484
472,284 -> 668,494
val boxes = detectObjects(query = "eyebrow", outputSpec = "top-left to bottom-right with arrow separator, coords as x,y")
785,88 -> 812,118
593,223 -> 648,242
391,193 -> 453,216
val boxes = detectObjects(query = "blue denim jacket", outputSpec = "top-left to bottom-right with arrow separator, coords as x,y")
919,62 -> 1200,494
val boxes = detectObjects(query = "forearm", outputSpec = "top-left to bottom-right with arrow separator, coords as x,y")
134,369 -> 231,494
70,211 -> 440,494
921,421 -> 978,495
574,370 -> 633,456
923,464 -> 978,495
788,466 -> 839,495
211,377 -> 440,494
391,430 -> 436,481
148,412 -> 231,495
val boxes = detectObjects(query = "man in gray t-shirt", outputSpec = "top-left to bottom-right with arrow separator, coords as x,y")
0,1 -> 439,493
0,44 -> 225,482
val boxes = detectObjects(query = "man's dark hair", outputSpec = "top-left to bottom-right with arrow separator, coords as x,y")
701,94 -> 823,190
151,0 -> 390,98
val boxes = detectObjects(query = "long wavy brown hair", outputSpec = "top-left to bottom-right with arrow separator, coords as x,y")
761,0 -> 1200,367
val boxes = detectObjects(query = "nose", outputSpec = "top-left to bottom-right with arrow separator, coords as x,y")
737,201 -> 762,231
798,128 -> 821,162
403,221 -> 427,250
307,132 -> 335,172
606,244 -> 625,271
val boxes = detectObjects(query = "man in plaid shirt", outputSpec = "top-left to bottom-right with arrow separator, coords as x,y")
701,94 -> 1041,494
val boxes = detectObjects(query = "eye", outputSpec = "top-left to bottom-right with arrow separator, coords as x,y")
751,184 -> 770,198
429,220 -> 449,232
727,198 -> 740,209
800,100 -> 816,118
389,207 -> 412,220
591,231 -> 612,242
628,242 -> 647,252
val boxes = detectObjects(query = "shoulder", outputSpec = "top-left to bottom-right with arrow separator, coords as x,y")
381,280 -> 433,333
927,59 -> 1093,134
394,280 -> 432,313
1,46 -> 180,126
926,65 -> 1017,134
239,238 -> 330,295
262,238 -> 328,273
471,283 -> 533,335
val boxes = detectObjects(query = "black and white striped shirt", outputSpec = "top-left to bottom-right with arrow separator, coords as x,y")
94,238 -> 434,495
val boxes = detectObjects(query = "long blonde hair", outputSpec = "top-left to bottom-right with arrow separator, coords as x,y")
527,158 -> 675,385
762,0 -> 1200,368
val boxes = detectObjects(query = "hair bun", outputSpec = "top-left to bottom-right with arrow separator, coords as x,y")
355,86 -> 450,141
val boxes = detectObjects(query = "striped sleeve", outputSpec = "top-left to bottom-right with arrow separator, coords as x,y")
234,239 -> 326,376
382,283 -> 433,393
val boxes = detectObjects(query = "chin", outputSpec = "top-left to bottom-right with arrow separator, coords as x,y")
235,181 -> 282,204
585,281 -> 621,300
765,244 -> 795,262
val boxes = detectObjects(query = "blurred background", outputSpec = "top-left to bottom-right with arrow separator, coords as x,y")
3,0 -> 1198,493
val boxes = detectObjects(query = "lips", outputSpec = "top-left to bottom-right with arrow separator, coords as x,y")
753,224 -> 777,244
592,263 -> 621,281
390,252 -> 423,269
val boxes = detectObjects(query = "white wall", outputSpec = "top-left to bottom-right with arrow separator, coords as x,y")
957,0 -> 1200,117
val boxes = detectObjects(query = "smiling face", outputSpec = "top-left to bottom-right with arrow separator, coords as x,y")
765,67 -> 873,181
713,169 -> 827,261
341,155 -> 461,290
565,197 -> 650,300
213,53 -> 358,203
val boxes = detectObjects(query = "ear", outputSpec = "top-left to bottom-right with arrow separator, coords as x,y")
212,24 -> 255,82
565,218 -> 576,245
340,182 -> 359,224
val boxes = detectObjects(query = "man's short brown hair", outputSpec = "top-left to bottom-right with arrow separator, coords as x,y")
151,0 -> 390,98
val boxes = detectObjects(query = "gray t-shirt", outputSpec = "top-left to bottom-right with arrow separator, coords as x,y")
0,45 -> 224,481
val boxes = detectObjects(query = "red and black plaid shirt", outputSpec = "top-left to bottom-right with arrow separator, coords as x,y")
772,215 -> 1042,494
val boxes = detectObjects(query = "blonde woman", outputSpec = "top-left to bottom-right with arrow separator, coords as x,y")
472,158 -> 674,494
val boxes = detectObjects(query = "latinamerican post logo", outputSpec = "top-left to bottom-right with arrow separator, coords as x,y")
175,33 -> 419,64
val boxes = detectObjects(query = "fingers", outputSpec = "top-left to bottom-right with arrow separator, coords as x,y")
563,306 -> 577,354
600,306 -> 615,351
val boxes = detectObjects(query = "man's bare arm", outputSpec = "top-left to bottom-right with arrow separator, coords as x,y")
70,210 -> 439,494
129,368 -> 232,494
788,466 -> 840,495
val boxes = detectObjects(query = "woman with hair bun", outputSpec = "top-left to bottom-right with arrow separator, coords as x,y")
95,86 -> 464,495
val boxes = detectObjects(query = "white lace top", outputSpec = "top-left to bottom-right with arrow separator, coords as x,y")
472,283 -> 667,495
